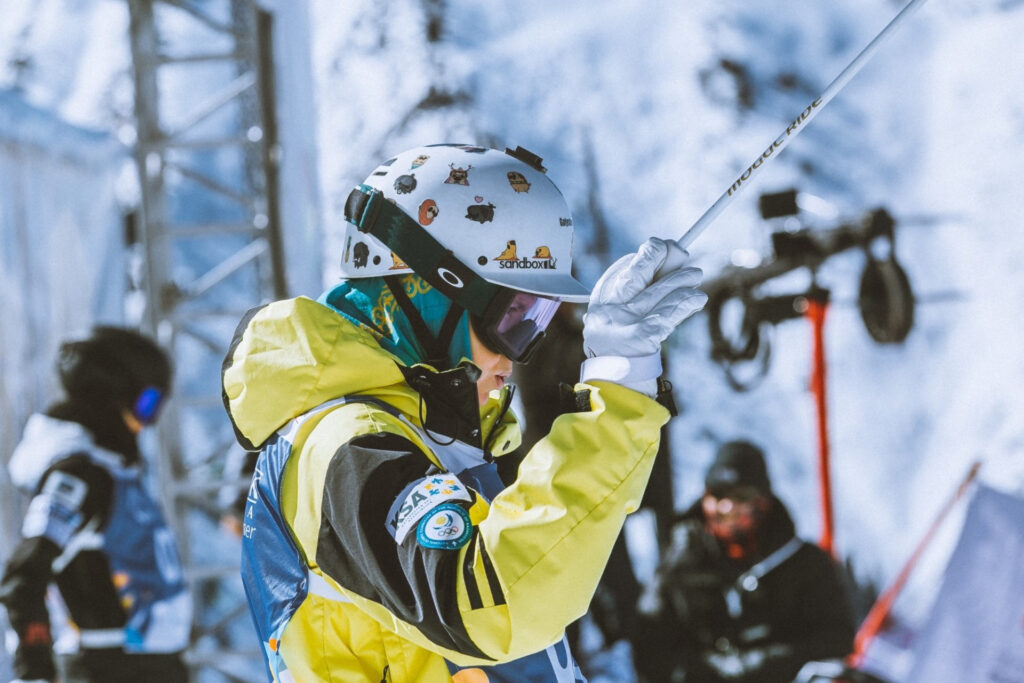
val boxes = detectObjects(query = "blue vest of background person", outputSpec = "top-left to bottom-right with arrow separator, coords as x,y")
0,326 -> 191,683
633,440 -> 856,683
223,144 -> 709,682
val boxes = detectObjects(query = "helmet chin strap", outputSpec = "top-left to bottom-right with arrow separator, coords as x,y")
383,276 -> 465,370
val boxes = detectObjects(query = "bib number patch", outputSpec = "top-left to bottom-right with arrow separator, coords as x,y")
416,503 -> 472,550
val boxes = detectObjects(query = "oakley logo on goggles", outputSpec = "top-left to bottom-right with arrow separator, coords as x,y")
345,186 -> 562,363
133,386 -> 166,425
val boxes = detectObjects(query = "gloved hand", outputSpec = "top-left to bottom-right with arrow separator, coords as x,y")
581,237 -> 706,394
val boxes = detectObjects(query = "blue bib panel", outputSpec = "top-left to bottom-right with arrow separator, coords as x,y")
241,430 -> 308,679
102,467 -> 190,652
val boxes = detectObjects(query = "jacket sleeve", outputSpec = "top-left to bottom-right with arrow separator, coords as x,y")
0,536 -> 59,681
0,455 -> 120,681
306,380 -> 669,666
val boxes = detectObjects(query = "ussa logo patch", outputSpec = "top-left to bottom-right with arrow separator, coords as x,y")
388,475 -> 471,544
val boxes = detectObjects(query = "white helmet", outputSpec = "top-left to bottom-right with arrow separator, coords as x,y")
340,144 -> 590,303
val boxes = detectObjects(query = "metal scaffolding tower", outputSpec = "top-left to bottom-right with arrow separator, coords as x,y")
126,1 -> 286,679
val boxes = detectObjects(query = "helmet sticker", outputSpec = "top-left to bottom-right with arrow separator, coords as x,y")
411,154 -> 430,169
495,242 -> 558,269
389,253 -> 409,270
465,202 -> 495,223
444,164 -> 472,185
507,171 -> 531,193
394,174 -> 417,194
495,240 -> 518,261
419,199 -> 439,225
353,242 -> 369,268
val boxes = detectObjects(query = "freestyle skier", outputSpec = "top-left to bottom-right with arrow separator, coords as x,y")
222,144 -> 707,681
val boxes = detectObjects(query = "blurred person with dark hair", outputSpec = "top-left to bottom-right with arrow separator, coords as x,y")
0,327 -> 190,683
634,440 -> 855,683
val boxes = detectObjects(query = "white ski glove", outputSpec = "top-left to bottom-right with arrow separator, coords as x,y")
581,237 -> 707,396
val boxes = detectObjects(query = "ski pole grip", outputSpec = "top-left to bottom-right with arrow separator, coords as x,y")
655,239 -> 691,280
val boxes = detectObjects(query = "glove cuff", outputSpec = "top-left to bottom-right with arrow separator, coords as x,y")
580,353 -> 662,397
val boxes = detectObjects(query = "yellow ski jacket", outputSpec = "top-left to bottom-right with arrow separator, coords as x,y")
222,296 -> 670,682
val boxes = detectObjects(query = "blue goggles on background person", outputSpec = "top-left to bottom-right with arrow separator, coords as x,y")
471,288 -> 562,364
133,386 -> 167,425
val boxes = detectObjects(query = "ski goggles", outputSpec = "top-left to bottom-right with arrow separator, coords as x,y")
346,186 -> 564,363
471,288 -> 562,364
132,386 -> 166,425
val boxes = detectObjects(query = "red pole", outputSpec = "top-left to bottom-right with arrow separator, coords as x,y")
847,461 -> 982,668
805,295 -> 835,558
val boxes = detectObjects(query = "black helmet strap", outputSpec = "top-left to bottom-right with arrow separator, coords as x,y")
383,276 -> 465,370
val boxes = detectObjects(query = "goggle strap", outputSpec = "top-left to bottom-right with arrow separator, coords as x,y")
345,187 -> 498,317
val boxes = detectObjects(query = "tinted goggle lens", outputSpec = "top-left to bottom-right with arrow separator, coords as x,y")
133,386 -> 166,425
478,290 -> 562,363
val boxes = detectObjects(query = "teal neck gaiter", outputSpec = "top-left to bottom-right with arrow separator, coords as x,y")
318,274 -> 473,370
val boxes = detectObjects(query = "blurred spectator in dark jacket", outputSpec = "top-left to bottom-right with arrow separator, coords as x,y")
634,440 -> 856,682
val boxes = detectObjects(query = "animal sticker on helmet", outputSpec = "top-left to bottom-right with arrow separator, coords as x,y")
507,171 -> 531,193
444,164 -> 472,185
419,199 -> 439,225
496,243 -> 558,270
394,174 -> 417,194
465,202 -> 496,224
411,154 -> 430,169
495,240 -> 518,261
353,242 -> 369,268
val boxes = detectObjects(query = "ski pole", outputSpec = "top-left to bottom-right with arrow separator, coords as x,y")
678,0 -> 933,249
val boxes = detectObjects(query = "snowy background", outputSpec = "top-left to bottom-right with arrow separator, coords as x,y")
2,0 -> 1023,680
